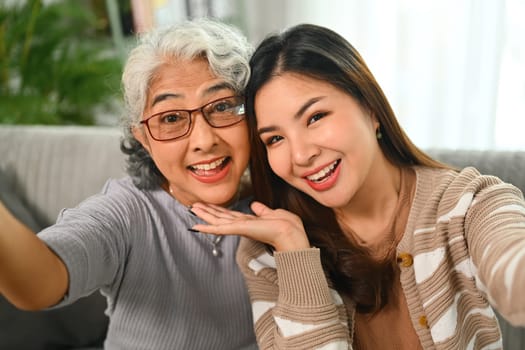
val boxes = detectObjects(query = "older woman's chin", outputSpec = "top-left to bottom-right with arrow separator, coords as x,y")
196,182 -> 242,207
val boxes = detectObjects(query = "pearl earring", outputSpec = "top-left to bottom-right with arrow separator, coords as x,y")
376,127 -> 382,140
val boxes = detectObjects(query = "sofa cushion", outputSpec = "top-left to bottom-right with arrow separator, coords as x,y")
0,125 -> 126,227
0,168 -> 41,232
0,168 -> 108,349
427,149 -> 525,193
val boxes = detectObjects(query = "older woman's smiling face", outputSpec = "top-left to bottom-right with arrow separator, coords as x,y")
133,58 -> 249,207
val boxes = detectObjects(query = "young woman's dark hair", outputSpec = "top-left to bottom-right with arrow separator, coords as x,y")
245,23 -> 447,313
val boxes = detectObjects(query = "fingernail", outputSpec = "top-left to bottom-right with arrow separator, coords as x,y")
188,207 -> 197,217
188,228 -> 199,233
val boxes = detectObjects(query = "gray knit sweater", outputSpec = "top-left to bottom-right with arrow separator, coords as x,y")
38,177 -> 257,349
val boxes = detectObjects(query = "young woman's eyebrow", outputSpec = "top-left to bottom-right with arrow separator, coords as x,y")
258,125 -> 277,136
294,96 -> 325,120
258,96 -> 325,136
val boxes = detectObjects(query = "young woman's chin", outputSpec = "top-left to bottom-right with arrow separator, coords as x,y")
302,188 -> 351,209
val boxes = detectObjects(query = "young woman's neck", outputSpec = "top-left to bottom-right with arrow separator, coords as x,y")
335,155 -> 401,245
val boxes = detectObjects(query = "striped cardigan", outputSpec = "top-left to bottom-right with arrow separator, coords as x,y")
236,166 -> 525,349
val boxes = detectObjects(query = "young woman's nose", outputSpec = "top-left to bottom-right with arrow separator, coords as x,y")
290,136 -> 320,166
188,112 -> 218,151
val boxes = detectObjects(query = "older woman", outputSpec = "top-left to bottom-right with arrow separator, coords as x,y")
0,18 -> 257,349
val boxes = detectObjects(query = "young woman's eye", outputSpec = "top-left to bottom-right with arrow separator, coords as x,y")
307,112 -> 328,125
263,135 -> 283,146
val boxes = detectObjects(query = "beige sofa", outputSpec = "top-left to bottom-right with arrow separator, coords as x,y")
0,125 -> 524,349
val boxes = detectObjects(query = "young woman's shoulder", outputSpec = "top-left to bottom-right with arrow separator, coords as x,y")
409,165 -> 523,230
413,165 -> 522,203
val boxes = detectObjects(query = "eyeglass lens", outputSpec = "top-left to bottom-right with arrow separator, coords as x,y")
146,96 -> 244,141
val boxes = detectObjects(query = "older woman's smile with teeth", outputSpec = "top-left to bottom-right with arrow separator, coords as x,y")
187,156 -> 233,184
189,157 -> 229,171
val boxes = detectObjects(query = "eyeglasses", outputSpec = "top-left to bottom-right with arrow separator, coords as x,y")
140,95 -> 245,141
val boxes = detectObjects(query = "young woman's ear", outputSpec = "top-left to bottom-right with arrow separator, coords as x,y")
367,110 -> 379,130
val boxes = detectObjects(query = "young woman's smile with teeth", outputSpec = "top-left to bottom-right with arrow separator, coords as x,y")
305,159 -> 340,182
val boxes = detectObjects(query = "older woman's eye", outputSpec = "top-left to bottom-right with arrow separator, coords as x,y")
213,101 -> 232,112
160,112 -> 187,124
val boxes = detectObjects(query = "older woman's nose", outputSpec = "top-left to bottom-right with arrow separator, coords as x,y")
188,111 -> 219,151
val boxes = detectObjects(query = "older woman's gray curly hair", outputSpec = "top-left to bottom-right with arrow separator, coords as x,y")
120,18 -> 253,189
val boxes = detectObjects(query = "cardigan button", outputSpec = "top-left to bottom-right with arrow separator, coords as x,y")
397,252 -> 413,267
419,315 -> 429,328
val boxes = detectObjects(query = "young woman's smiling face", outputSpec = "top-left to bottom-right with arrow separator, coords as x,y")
255,73 -> 382,209
134,58 -> 249,207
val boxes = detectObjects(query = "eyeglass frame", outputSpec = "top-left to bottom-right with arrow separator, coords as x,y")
139,95 -> 246,141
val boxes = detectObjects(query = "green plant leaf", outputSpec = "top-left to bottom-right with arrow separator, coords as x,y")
0,0 -> 123,125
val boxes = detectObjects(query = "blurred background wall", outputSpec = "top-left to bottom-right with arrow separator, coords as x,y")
1,0 -> 524,151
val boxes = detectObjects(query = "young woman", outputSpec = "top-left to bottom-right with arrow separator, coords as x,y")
191,23 -> 525,349
0,18 -> 258,349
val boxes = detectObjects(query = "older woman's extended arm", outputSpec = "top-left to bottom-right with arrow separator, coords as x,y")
0,200 -> 68,310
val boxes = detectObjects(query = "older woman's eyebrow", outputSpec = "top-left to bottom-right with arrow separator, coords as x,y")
151,93 -> 182,107
150,82 -> 235,108
202,82 -> 235,96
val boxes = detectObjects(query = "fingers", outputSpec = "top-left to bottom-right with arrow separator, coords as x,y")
190,203 -> 252,225
250,201 -> 271,216
190,201 -> 312,252
192,220 -> 256,237
192,202 -> 247,218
